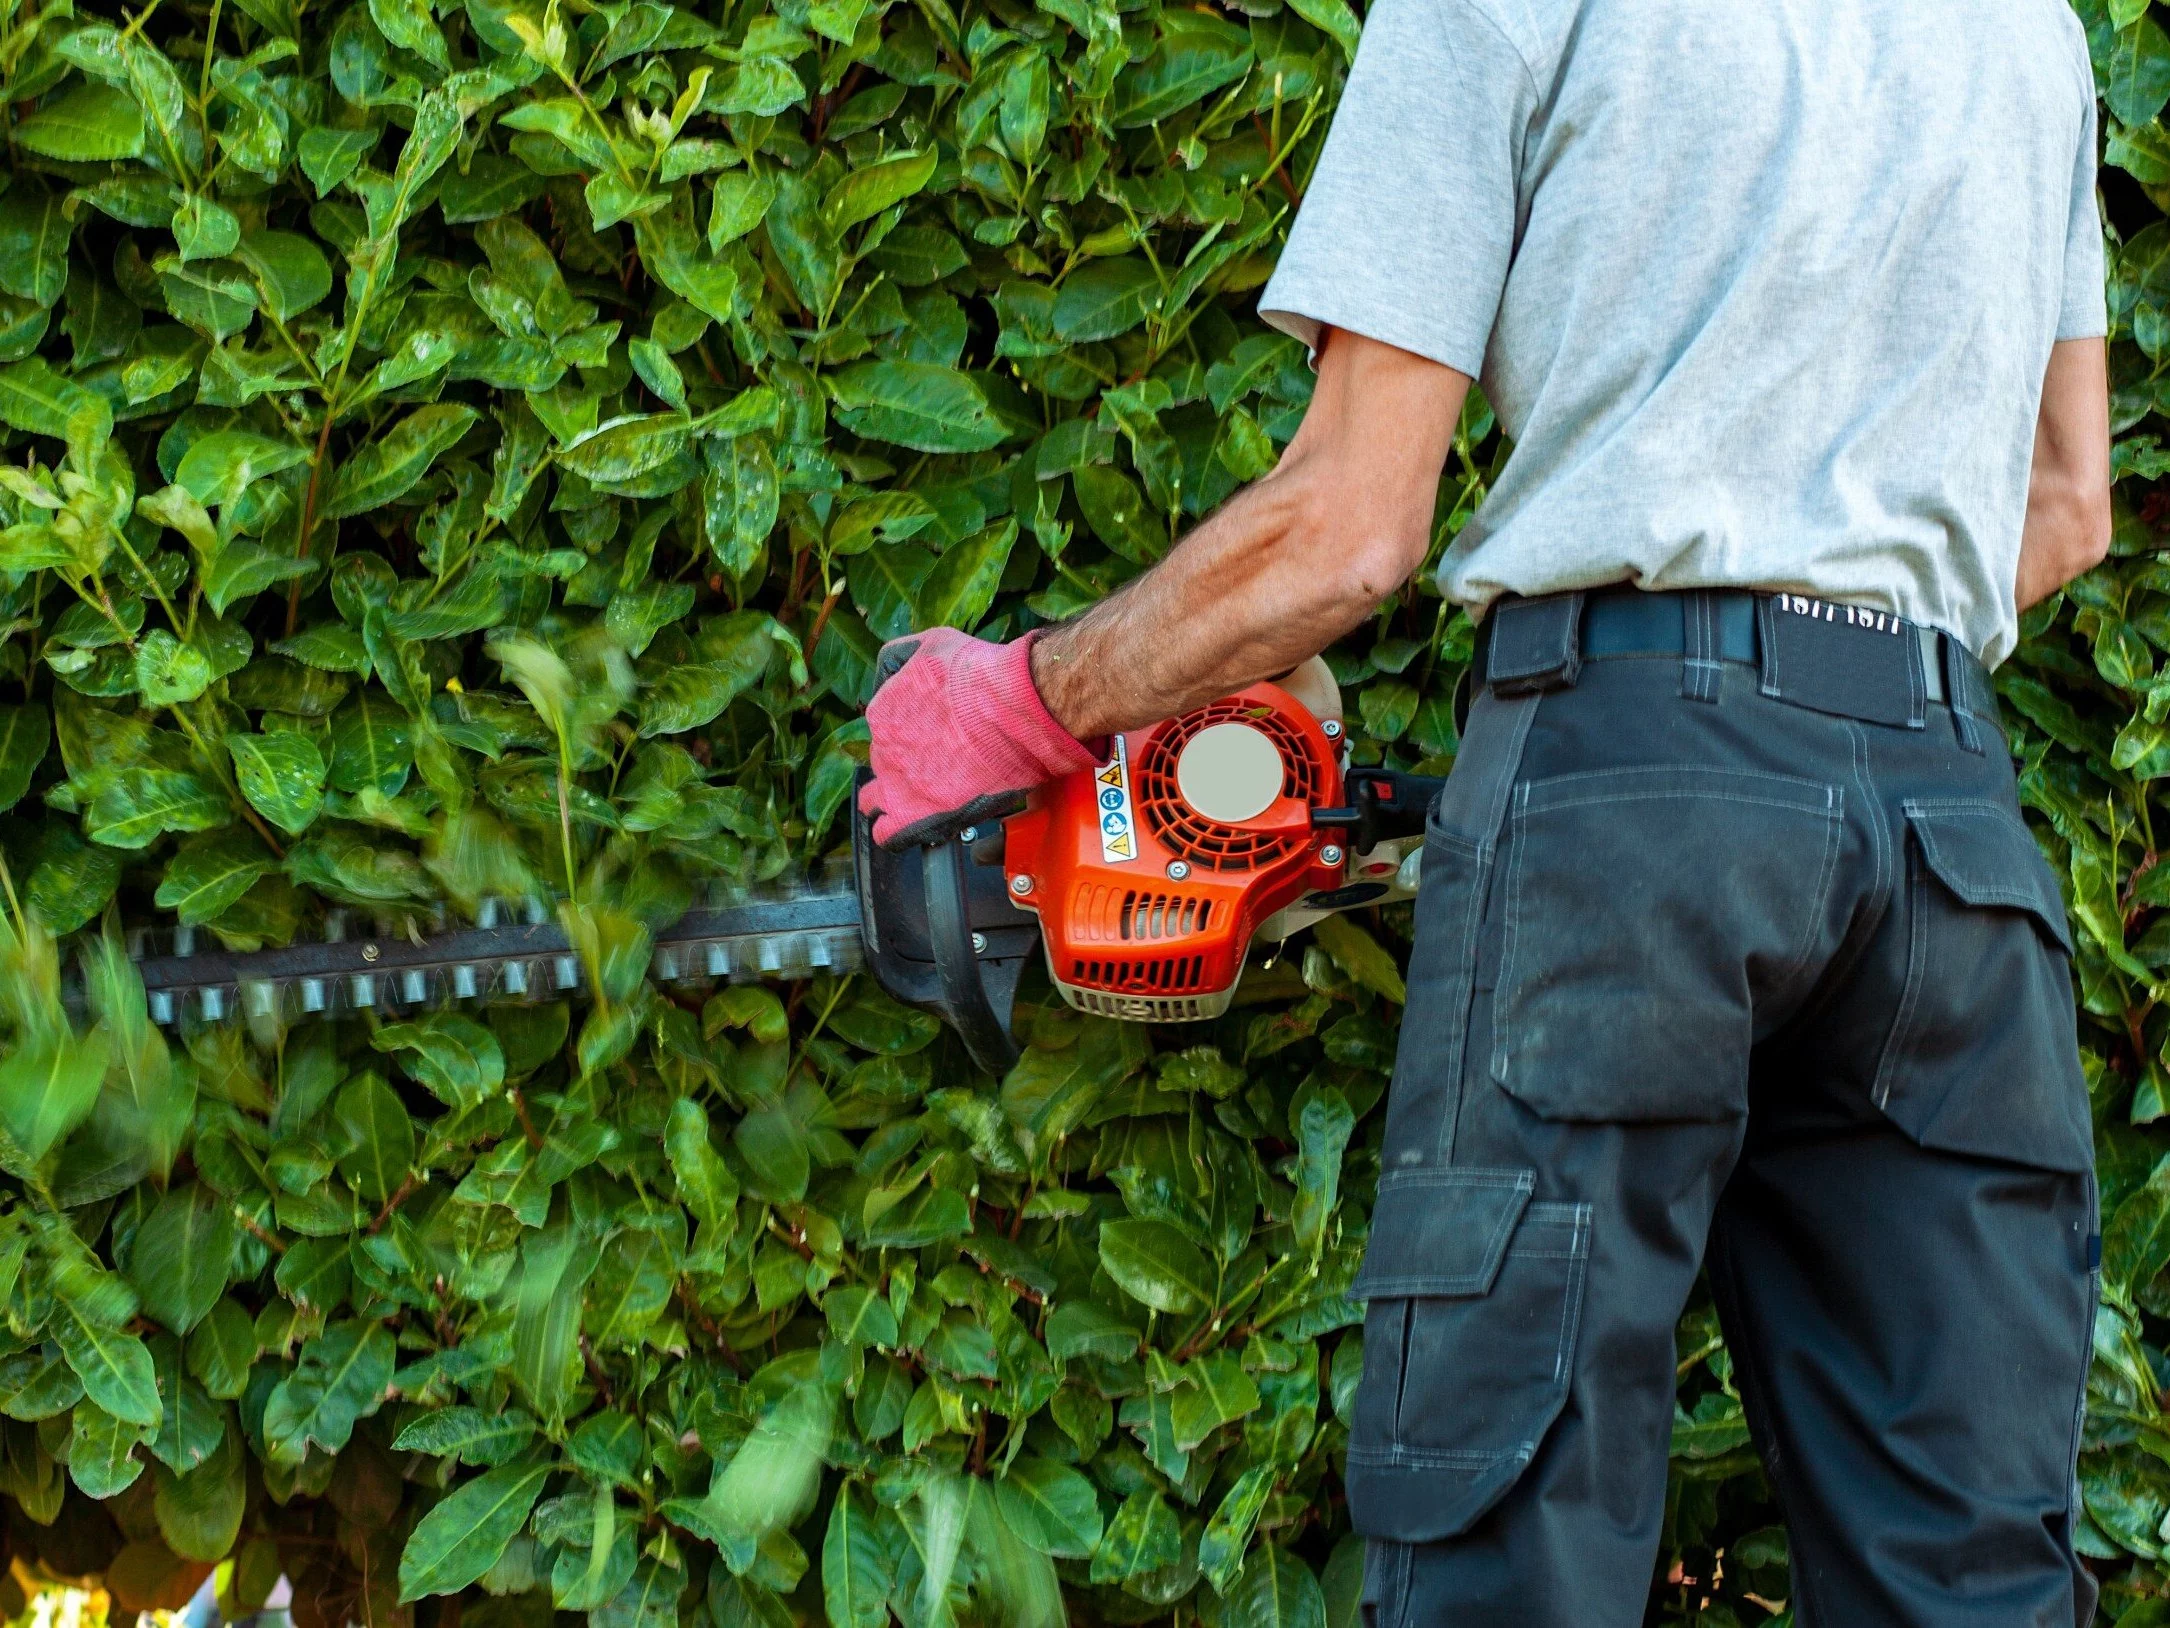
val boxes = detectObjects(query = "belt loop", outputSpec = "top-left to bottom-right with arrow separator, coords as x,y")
1902,620 -> 1928,731
1755,594 -> 1784,700
1486,592 -> 1585,696
1681,590 -> 1721,703
1942,635 -> 1985,755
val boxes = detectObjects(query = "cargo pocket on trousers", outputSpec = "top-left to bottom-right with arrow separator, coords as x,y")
1875,799 -> 2092,1173
1492,766 -> 1844,1121
1344,1166 -> 1592,1543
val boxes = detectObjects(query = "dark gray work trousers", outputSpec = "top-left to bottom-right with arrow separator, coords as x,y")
1355,589 -> 2098,1627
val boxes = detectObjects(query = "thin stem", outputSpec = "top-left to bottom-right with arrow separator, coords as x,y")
287,388 -> 342,636
557,739 -> 578,901
197,0 -> 222,113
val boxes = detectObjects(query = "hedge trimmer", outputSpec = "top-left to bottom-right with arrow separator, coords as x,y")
127,664 -> 1438,1072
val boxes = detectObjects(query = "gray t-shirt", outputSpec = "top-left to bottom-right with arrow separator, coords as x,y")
1258,0 -> 2106,667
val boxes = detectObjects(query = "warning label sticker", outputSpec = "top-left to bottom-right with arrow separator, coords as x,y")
1096,735 -> 1137,863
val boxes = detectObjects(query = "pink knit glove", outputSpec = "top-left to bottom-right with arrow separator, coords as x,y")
858,628 -> 1099,849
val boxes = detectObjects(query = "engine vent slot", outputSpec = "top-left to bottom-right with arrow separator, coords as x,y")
1136,703 -> 1320,871
1070,887 -> 1213,943
1068,955 -> 1208,994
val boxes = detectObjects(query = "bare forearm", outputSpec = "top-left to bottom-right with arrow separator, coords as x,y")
1030,473 -> 1407,739
1028,330 -> 1471,740
2015,337 -> 2111,610
2015,478 -> 2109,609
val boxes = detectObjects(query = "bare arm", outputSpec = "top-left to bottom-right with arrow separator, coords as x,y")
2016,337 -> 2112,610
1030,329 -> 1471,740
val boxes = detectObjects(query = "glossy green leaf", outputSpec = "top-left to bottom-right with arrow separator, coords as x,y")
992,1457 -> 1103,1558
393,1406 -> 539,1466
126,1184 -> 238,1333
331,1071 -> 415,1202
226,730 -> 327,834
1225,1545 -> 1327,1628
261,1320 -> 395,1465
828,361 -> 1009,453
1099,1218 -> 1214,1315
16,84 -> 146,161
397,1457 -> 552,1599
51,1302 -> 161,1429
1054,257 -> 1161,343
325,405 -> 480,518
0,187 -> 68,307
68,1399 -> 148,1497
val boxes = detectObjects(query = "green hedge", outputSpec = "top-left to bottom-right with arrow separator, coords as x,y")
0,0 -> 2159,1618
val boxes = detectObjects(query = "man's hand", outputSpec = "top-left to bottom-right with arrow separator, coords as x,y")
2016,337 -> 2111,609
1032,329 -> 1471,739
856,628 -> 1099,850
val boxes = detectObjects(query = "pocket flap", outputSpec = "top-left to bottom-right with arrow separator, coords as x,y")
1904,801 -> 2073,954
1351,1167 -> 1535,1300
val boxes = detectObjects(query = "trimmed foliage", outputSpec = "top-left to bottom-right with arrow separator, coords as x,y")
0,0 -> 2158,1620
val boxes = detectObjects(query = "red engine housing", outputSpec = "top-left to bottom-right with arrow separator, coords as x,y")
1003,682 -> 1346,1018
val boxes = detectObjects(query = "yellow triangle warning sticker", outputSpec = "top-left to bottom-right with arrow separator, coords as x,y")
1097,737 -> 1137,864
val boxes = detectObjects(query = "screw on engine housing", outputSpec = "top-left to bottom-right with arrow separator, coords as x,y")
959,827 -> 977,843
1010,875 -> 1034,895
1321,719 -> 1344,740
971,933 -> 988,954
1166,861 -> 1191,881
1320,845 -> 1345,866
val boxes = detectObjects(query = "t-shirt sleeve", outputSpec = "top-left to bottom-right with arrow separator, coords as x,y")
2057,88 -> 2107,342
1256,0 -> 1536,376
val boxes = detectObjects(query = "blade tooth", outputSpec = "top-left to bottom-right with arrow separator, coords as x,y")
243,981 -> 279,1022
350,974 -> 376,1009
652,947 -> 682,983
756,937 -> 783,973
400,969 -> 428,1005
300,977 -> 327,1014
173,923 -> 196,957
198,986 -> 226,1024
503,960 -> 529,997
477,896 -> 501,929
706,942 -> 730,978
451,963 -> 479,1000
323,910 -> 348,943
524,897 -> 551,926
148,991 -> 175,1027
552,955 -> 580,991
